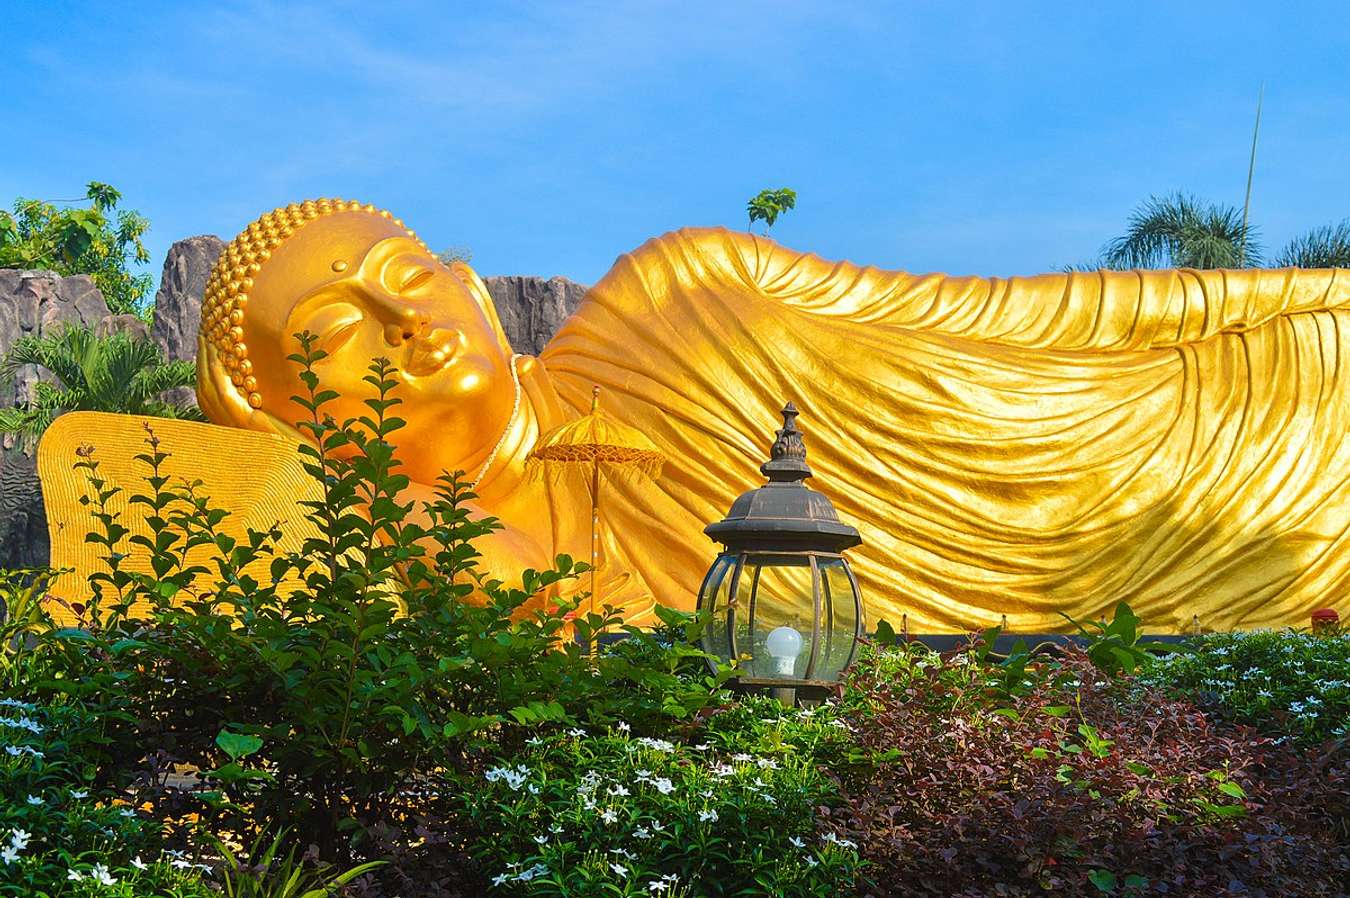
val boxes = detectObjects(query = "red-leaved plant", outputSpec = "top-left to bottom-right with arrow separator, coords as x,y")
824,645 -> 1349,898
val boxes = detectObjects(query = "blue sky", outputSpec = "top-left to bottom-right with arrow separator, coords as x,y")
6,1 -> 1349,287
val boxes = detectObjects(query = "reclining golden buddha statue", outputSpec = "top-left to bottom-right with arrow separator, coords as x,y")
38,197 -> 1350,632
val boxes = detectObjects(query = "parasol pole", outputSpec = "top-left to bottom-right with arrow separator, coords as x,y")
590,386 -> 601,653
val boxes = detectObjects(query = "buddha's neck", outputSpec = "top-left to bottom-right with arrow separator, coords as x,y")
471,356 -> 566,502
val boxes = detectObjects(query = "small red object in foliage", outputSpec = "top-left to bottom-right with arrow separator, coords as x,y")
1311,608 -> 1339,631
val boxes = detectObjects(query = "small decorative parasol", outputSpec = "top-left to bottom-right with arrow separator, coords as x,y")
527,386 -> 664,626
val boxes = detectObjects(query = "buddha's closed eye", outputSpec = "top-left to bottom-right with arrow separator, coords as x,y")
302,302 -> 364,355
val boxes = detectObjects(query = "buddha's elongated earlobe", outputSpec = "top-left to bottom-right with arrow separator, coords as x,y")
449,260 -> 514,356
196,334 -> 305,445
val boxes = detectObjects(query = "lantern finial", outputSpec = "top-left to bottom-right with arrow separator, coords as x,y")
761,401 -> 812,482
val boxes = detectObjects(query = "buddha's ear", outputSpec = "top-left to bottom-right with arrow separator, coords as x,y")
449,260 -> 514,356
195,336 -> 305,445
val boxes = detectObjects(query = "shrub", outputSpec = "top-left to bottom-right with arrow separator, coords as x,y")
826,643 -> 1350,898
460,707 -> 859,897
33,338 -> 729,867
1139,628 -> 1350,746
0,697 -> 213,897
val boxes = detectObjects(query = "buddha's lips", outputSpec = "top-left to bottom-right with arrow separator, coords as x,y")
405,333 -> 462,376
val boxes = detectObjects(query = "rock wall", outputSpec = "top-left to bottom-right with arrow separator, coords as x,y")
0,270 -> 112,570
0,238 -> 587,571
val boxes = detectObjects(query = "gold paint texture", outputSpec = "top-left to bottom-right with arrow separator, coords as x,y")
38,208 -> 1350,633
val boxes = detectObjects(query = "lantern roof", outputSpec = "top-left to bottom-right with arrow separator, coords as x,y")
704,402 -> 862,553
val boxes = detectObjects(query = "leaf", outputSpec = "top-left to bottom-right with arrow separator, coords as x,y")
1088,868 -> 1117,892
215,729 -> 263,761
872,618 -> 897,646
1216,781 -> 1246,800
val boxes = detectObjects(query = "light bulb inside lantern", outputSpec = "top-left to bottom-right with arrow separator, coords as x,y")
764,625 -> 804,676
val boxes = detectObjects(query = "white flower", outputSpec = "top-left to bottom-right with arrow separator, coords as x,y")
650,820 -> 667,832
635,768 -> 652,780
711,763 -> 735,778
0,698 -> 34,709
68,869 -> 84,881
485,765 -> 530,791
806,855 -> 819,868
120,808 -> 137,818
0,846 -> 18,864
550,823 -> 563,834
170,859 -> 193,869
492,872 -> 511,887
25,795 -> 42,806
131,856 -> 148,871
9,830 -> 30,850
611,862 -> 629,877
534,835 -> 547,845
634,826 -> 652,839
732,753 -> 753,762
789,836 -> 805,848
70,789 -> 89,800
601,808 -> 619,824
636,736 -> 675,752
698,809 -> 718,822
610,848 -> 637,861
615,721 -> 631,733
567,727 -> 587,738
692,742 -> 711,751
653,777 -> 675,795
756,757 -> 779,770
609,784 -> 631,797
526,736 -> 544,746
90,863 -> 117,886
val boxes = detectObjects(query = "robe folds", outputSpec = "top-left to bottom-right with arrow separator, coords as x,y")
541,227 -> 1350,632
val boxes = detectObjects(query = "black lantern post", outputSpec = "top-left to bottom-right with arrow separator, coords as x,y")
697,402 -> 865,705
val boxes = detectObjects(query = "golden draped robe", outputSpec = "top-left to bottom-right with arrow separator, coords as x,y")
541,227 -> 1350,632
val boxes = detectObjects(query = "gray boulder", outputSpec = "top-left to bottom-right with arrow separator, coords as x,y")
151,235 -> 224,364
484,275 -> 588,355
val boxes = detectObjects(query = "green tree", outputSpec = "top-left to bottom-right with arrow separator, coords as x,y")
0,181 -> 153,316
747,187 -> 797,233
1275,220 -> 1350,268
1101,192 -> 1259,270
0,323 -> 200,446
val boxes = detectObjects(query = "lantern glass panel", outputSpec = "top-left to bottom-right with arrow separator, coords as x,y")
818,556 -> 860,680
699,554 -> 737,663
734,554 -> 815,680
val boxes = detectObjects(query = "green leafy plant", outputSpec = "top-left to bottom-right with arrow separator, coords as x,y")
1061,601 -> 1170,678
210,830 -> 383,898
0,323 -> 200,445
746,188 -> 797,234
33,334 -> 730,873
0,182 -> 153,317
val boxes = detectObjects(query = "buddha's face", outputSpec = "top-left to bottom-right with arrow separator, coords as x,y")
243,212 -> 514,481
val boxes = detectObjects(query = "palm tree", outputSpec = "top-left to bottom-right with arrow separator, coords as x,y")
1101,193 -> 1260,270
1274,221 -> 1350,268
0,323 -> 201,446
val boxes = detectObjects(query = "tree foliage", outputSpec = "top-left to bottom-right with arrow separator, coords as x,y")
1102,192 -> 1259,270
0,323 -> 200,445
747,188 -> 797,233
0,182 -> 153,316
1275,220 -> 1350,269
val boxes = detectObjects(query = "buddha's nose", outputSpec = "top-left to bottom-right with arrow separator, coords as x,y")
380,305 -> 430,345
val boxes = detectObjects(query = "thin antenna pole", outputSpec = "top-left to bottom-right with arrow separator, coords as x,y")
1239,83 -> 1264,267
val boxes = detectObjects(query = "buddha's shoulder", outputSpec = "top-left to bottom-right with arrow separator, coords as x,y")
614,226 -> 844,286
